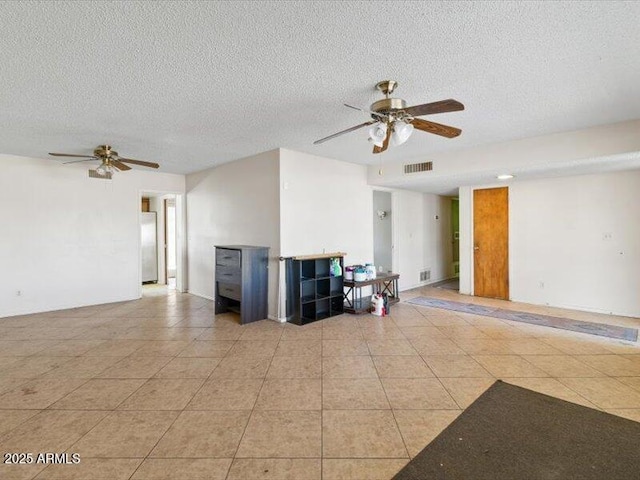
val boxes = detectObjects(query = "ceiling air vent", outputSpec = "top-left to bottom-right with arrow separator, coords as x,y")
88,169 -> 112,180
404,161 -> 433,174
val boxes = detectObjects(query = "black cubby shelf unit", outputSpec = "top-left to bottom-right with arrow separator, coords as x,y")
284,252 -> 345,325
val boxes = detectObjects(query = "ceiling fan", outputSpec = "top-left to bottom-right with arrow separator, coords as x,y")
314,80 -> 464,154
49,145 -> 159,178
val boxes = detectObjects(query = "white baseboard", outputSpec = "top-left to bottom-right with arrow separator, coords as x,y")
187,291 -> 214,301
268,314 -> 287,323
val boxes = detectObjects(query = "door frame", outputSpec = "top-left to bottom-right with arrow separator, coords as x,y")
473,186 -> 509,299
163,197 -> 177,285
138,191 -> 186,296
458,185 -> 512,298
372,188 -> 395,276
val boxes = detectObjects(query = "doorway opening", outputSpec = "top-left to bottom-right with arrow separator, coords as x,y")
140,192 -> 183,297
427,196 -> 461,292
451,197 -> 460,278
164,198 -> 177,289
373,190 -> 393,274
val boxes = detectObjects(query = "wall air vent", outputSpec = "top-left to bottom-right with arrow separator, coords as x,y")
404,161 -> 433,174
88,169 -> 112,180
420,269 -> 431,282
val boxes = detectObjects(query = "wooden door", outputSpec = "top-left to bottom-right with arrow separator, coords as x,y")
473,187 -> 509,299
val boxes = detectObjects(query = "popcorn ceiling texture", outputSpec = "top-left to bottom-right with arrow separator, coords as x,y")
0,1 -> 639,175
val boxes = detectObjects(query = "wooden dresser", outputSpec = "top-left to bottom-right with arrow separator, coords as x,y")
214,245 -> 269,324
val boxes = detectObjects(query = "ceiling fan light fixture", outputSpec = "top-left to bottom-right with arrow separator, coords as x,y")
368,122 -> 388,147
312,80 -> 464,154
391,120 -> 414,146
49,145 -> 160,176
95,162 -> 112,176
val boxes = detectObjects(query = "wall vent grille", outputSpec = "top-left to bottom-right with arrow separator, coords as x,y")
420,269 -> 431,282
88,169 -> 112,180
404,161 -> 433,174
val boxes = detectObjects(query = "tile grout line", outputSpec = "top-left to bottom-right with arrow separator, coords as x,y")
320,324 -> 324,480
124,334 -> 241,480
223,327 -> 284,480
370,337 -> 413,463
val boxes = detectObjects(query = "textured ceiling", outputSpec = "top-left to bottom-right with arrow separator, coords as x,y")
1,1 -> 640,184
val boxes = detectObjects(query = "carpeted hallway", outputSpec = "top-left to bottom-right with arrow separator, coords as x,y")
0,286 -> 639,479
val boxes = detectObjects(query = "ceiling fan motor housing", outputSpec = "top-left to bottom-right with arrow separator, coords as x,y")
370,97 -> 407,116
94,145 -> 116,158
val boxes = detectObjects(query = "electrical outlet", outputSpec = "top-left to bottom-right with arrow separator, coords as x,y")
538,282 -> 544,289
16,290 -> 22,296
603,232 -> 613,241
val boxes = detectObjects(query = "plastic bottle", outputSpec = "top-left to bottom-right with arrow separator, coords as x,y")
365,263 -> 376,280
331,258 -> 342,277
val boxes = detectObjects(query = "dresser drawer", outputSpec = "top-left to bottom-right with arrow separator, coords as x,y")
216,265 -> 241,285
218,282 -> 241,301
216,249 -> 241,268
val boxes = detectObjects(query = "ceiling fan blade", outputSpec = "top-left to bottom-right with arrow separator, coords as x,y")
49,153 -> 96,158
344,104 -> 386,119
111,159 -> 132,171
313,121 -> 376,145
404,99 -> 464,117
118,157 -> 160,169
62,158 -> 98,164
373,129 -> 390,154
411,118 -> 461,138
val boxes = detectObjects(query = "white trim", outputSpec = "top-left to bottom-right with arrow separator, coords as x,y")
139,190 -> 187,297
465,184 -> 511,299
391,191 -> 399,275
187,291 -> 214,301
175,193 -> 187,293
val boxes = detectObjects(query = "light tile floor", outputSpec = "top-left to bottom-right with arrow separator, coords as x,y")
0,286 -> 639,480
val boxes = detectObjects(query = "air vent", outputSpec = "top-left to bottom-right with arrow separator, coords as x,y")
420,269 -> 431,282
88,169 -> 112,180
404,161 -> 433,174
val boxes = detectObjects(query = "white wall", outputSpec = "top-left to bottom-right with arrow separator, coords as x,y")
186,148 -> 455,319
458,186 -> 473,295
368,119 -> 640,189
372,190 -> 392,273
147,196 -> 165,284
392,190 -> 452,291
279,149 -> 373,265
459,170 -> 640,317
278,151 -> 453,298
186,150 -> 280,318
279,149 -> 374,319
392,190 -> 425,291
0,154 -> 185,317
509,171 -> 640,317
146,193 -> 176,285
424,194 -> 453,282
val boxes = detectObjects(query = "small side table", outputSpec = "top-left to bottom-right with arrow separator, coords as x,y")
343,273 -> 400,314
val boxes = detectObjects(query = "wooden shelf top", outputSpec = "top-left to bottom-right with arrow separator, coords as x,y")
343,273 -> 399,287
283,252 -> 347,261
